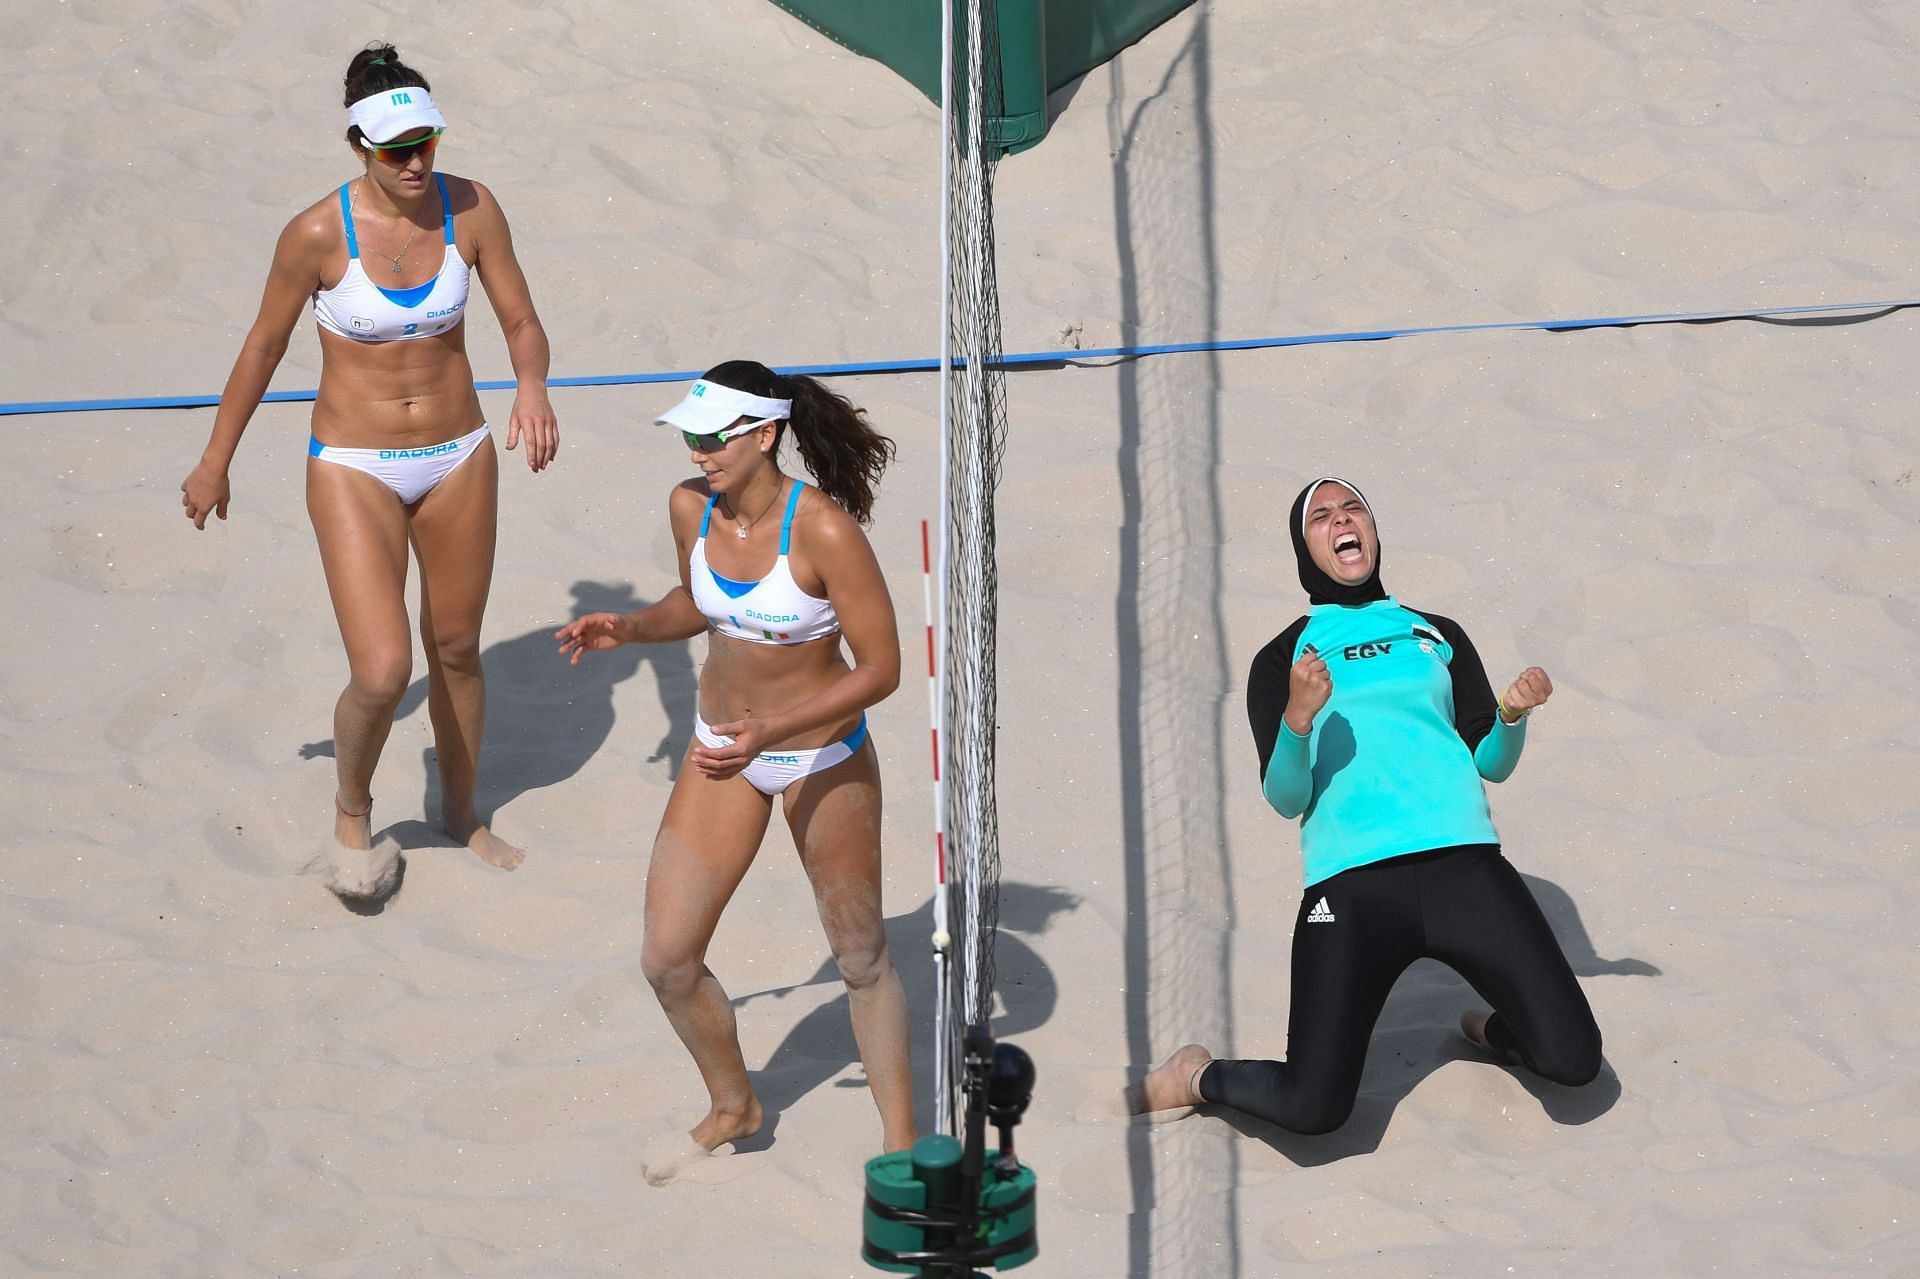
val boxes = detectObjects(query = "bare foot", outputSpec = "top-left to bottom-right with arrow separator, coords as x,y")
446,810 -> 525,871
690,1096 -> 763,1152
1134,1043 -> 1214,1115
643,1097 -> 764,1187
1460,1009 -> 1494,1051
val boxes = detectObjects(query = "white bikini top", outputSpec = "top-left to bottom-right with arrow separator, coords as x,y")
313,173 -> 470,342
688,481 -> 841,645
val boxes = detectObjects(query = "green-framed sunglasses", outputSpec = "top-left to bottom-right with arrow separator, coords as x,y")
361,128 -> 444,165
681,417 -> 774,453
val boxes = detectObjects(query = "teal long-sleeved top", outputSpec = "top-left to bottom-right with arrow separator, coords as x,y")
1247,598 -> 1527,887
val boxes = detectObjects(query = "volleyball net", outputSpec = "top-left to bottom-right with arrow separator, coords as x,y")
932,0 -> 1012,1141
861,6 -> 1038,1272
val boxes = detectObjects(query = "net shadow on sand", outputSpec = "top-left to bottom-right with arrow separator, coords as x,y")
1107,10 -> 1244,1275
729,883 -> 1080,1148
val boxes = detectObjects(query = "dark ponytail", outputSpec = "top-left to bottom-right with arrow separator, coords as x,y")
701,360 -> 896,524
342,43 -> 432,146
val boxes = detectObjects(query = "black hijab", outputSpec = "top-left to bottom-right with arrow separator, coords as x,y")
1289,476 -> 1387,605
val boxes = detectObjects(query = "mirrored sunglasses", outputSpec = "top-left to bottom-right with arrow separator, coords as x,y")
681,418 -> 772,453
362,128 -> 444,165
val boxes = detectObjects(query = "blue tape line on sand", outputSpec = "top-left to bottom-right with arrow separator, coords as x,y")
3,298 -> 1914,417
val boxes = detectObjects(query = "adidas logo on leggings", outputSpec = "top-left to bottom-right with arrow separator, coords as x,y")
1306,896 -> 1336,924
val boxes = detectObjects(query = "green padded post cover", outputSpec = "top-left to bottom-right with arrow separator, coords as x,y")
769,0 -> 1196,155
992,0 -> 1047,153
977,1159 -> 1039,1269
862,1149 -> 930,1274
863,1144 -> 1038,1273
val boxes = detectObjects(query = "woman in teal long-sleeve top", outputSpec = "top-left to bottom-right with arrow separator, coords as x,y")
1139,477 -> 1601,1133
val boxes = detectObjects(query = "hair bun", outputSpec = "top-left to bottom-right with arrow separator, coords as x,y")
348,44 -> 399,77
343,43 -> 426,109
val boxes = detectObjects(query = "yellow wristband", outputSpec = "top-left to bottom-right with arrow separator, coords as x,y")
1497,694 -> 1528,725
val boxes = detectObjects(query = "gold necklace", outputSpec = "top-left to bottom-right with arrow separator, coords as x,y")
353,184 -> 422,275
731,478 -> 785,540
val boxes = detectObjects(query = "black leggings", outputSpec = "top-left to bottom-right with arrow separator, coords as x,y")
1199,844 -> 1602,1134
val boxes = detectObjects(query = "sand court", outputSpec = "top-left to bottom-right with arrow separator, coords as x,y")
6,1 -> 1920,1275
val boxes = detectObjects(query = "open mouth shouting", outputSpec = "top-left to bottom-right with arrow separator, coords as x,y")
1294,478 -> 1384,599
1301,480 -> 1379,587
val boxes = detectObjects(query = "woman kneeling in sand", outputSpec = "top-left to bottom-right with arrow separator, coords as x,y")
556,362 -> 913,1182
1140,477 -> 1602,1131
180,43 -> 559,899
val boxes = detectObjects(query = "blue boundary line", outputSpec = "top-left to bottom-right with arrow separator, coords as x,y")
3,298 -> 1913,418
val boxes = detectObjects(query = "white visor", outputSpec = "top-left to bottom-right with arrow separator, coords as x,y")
349,86 -> 448,144
655,380 -> 793,433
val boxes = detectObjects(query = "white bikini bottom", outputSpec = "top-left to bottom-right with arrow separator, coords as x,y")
308,422 -> 489,504
694,714 -> 869,796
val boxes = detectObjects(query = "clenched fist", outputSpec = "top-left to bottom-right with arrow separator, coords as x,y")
1284,644 -> 1333,736
1499,666 -> 1552,722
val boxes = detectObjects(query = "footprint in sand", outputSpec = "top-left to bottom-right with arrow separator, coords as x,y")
1065,1068 -> 1197,1126
640,1132 -> 755,1188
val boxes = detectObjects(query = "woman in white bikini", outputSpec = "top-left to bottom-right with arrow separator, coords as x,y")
180,43 -> 558,898
556,361 -> 911,1181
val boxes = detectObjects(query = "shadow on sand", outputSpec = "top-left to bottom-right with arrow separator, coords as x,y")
300,581 -> 697,890
1105,10 -> 1244,1276
1216,871 -> 1657,1166
724,882 -> 1081,1150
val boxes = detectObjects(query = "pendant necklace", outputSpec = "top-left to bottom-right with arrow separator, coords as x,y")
733,478 -> 785,540
354,184 -> 421,274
